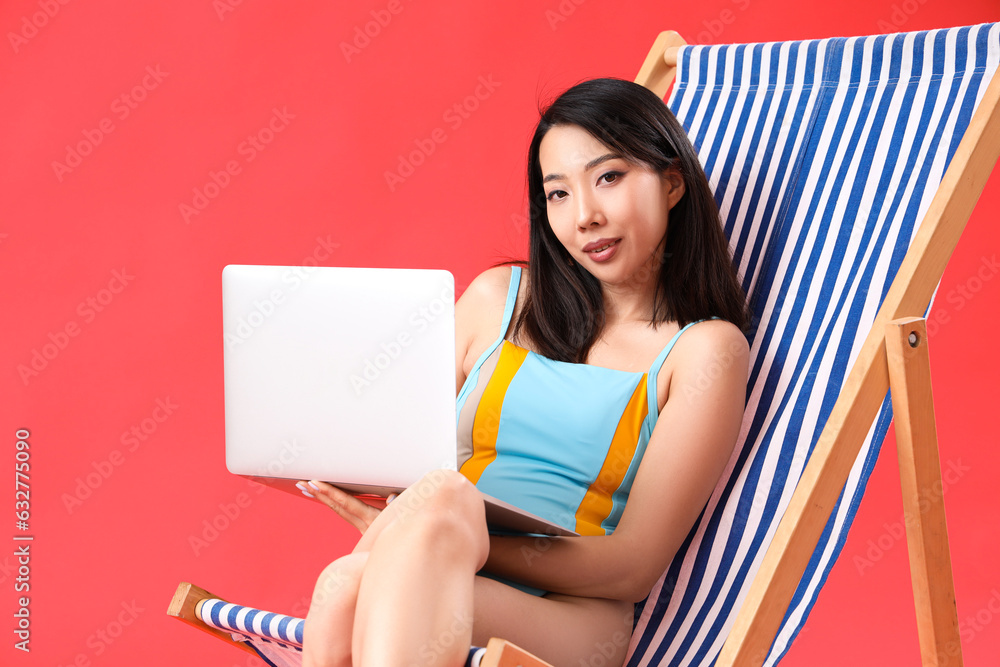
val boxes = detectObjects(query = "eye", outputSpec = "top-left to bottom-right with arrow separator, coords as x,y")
545,189 -> 567,202
599,171 -> 623,185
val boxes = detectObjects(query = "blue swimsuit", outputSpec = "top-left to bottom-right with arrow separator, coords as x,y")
456,266 -> 701,537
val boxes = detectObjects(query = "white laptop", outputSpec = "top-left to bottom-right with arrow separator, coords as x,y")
222,264 -> 575,536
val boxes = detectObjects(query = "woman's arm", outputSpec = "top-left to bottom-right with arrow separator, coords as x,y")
483,320 -> 749,602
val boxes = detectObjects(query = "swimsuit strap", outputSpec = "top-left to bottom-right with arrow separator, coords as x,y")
497,265 -> 522,343
645,318 -> 717,424
455,265 -> 522,417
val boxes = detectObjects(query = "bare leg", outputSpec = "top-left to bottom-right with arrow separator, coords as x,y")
472,577 -> 634,667
302,552 -> 368,667
304,469 -> 632,666
351,470 -> 489,666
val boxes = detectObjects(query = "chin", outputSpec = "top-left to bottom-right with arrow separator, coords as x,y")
586,264 -> 629,284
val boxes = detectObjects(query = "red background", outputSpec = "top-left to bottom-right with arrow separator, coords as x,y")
3,1 -> 998,665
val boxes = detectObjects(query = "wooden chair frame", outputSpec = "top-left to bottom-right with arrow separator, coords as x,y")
168,28 -> 999,667
633,30 -> 1000,667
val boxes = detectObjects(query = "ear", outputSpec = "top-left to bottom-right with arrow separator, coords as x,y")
662,168 -> 686,210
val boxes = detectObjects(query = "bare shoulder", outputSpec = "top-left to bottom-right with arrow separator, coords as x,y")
675,319 -> 749,360
456,265 -> 519,332
457,265 -> 517,312
666,319 -> 750,396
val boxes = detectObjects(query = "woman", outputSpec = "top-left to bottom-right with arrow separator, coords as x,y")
298,77 -> 749,667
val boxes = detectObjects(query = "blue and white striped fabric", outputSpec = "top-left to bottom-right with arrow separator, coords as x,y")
198,598 -> 489,667
200,598 -> 304,667
627,23 -> 999,666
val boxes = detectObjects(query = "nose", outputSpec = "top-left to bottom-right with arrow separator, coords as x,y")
573,188 -> 605,230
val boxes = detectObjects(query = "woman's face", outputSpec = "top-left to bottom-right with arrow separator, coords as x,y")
539,124 -> 684,291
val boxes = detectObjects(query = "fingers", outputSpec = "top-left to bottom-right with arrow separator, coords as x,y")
308,480 -> 357,511
298,480 -> 381,534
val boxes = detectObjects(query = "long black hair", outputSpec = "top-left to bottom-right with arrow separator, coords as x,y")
511,77 -> 748,363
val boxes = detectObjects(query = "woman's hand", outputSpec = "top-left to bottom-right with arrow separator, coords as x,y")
296,480 -> 396,535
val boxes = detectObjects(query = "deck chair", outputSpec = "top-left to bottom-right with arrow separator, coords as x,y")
169,22 -> 1000,666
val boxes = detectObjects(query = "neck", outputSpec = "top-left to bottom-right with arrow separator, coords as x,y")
601,274 -> 660,326
599,247 -> 665,325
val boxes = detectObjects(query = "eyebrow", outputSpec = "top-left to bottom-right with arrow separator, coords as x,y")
542,153 -> 622,184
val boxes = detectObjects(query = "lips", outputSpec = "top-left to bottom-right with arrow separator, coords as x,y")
583,238 -> 621,253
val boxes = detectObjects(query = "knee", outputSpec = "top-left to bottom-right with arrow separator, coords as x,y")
303,553 -> 368,667
425,469 -> 486,527
425,468 -> 480,501
310,552 -> 368,611
410,469 -> 483,518
403,469 -> 488,563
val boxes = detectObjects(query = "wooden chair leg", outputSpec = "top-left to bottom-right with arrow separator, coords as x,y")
886,317 -> 964,667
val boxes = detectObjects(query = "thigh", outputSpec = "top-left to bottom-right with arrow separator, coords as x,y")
472,576 -> 634,667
